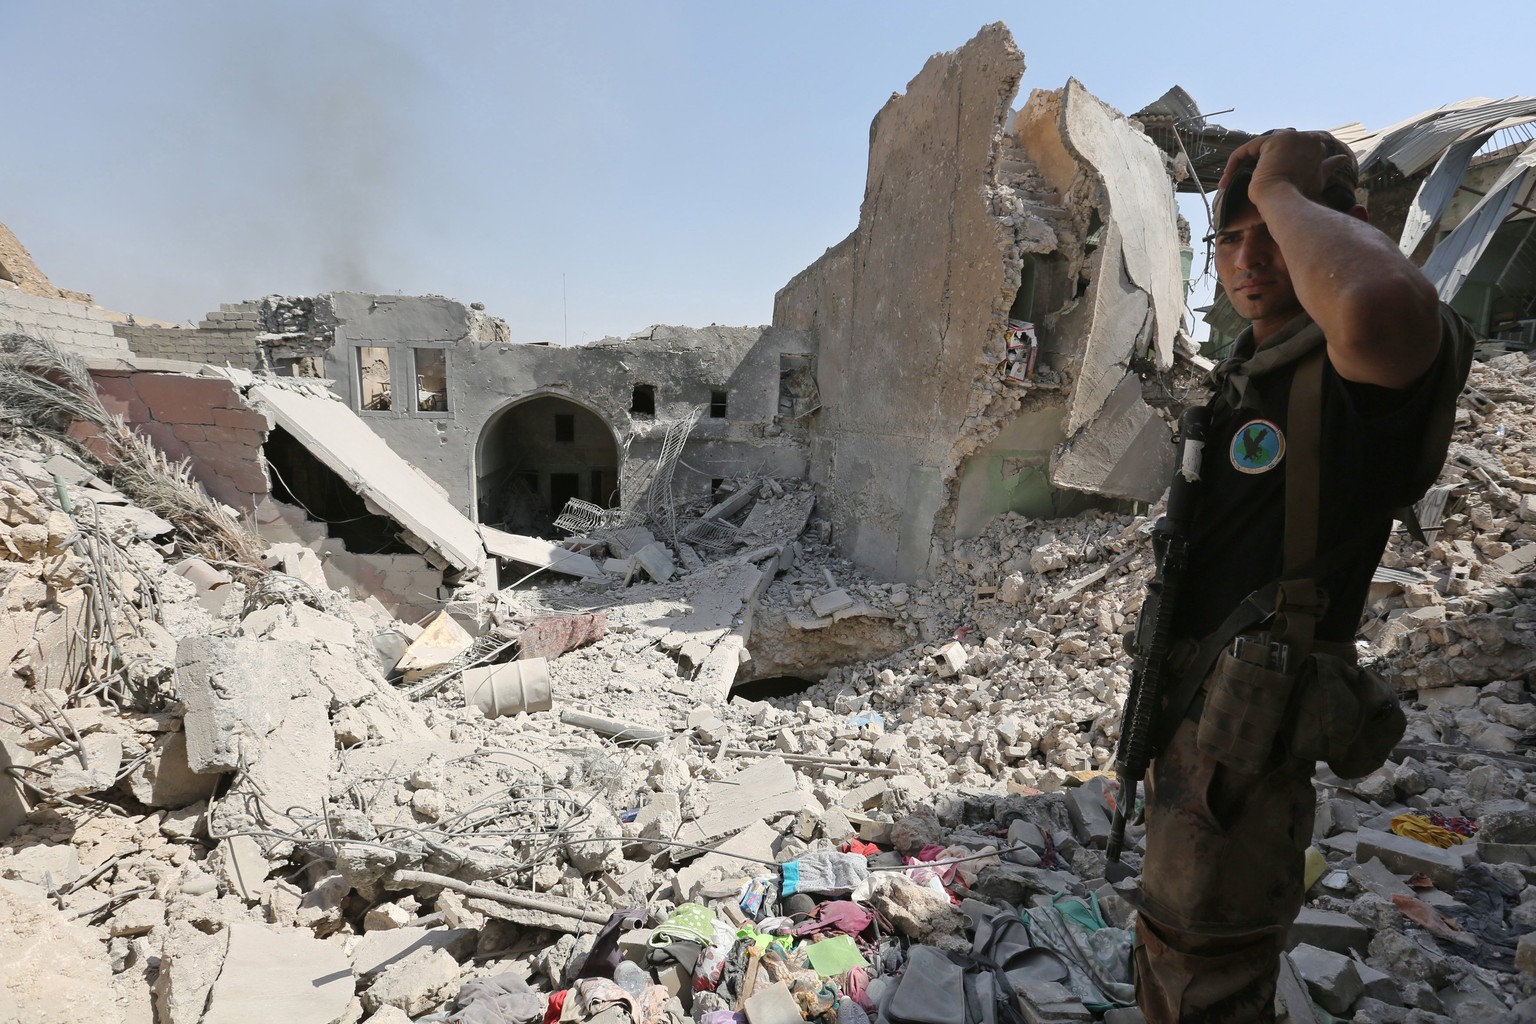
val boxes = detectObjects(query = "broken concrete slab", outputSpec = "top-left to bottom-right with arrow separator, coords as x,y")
605,526 -> 657,559
1286,908 -> 1371,955
0,724 -> 31,842
1354,828 -> 1478,890
676,819 -> 780,901
244,378 -> 486,573
201,921 -> 354,1024
739,490 -> 816,546
678,756 -> 816,846
810,588 -> 854,617
1288,943 -> 1364,1016
628,541 -> 675,583
177,636 -> 334,836
155,919 -> 233,1024
351,925 -> 478,978
1,842 -> 81,890
480,525 -> 602,579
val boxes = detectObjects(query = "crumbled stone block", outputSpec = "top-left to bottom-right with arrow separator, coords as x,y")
810,588 -> 854,617
1287,907 -> 1370,955
1518,931 -> 1536,976
1354,829 -> 1476,891
1289,943 -> 1364,1016
110,897 -> 168,937
935,641 -> 968,677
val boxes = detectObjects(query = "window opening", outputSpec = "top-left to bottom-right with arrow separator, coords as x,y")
554,413 -> 575,442
709,390 -> 728,418
414,348 -> 448,412
357,347 -> 392,411
778,354 -> 822,419
631,384 -> 656,416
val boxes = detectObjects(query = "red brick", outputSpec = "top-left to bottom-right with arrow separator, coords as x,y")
212,407 -> 269,432
184,440 -> 225,462
232,428 -> 266,448
93,375 -> 136,404
200,425 -> 238,446
172,423 -> 206,443
82,436 -> 116,464
135,421 -> 190,460
133,374 -> 238,426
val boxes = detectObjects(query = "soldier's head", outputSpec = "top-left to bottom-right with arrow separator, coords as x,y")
1209,130 -> 1364,339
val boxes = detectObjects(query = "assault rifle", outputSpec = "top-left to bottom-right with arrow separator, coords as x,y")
1106,405 -> 1209,863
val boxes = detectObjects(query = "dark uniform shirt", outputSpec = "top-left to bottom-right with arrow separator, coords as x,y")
1173,307 -> 1473,646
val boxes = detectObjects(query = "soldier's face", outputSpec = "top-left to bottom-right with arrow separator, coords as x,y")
1213,205 -> 1302,342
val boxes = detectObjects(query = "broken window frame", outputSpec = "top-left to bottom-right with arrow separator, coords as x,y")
356,346 -> 394,413
412,347 -> 450,416
709,389 -> 729,418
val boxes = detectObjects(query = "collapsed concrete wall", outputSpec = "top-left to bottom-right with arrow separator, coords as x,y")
775,25 -> 1182,581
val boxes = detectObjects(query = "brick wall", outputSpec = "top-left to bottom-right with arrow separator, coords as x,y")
115,325 -> 262,370
113,300 -> 265,368
0,288 -> 130,357
85,369 -> 270,513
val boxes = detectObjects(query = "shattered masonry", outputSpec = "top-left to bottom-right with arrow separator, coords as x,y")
4,21 -> 1536,1024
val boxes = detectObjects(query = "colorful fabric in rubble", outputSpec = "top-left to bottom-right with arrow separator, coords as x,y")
789,901 -> 879,943
781,850 -> 869,896
757,943 -> 840,1024
1391,811 -> 1469,848
650,903 -> 717,946
453,973 -> 545,1024
1020,892 -> 1134,1011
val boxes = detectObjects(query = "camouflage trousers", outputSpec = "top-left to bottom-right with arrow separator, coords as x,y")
1133,717 -> 1318,1023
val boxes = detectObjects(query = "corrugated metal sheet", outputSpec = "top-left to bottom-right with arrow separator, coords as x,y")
1399,136 -> 1482,255
1355,98 -> 1496,173
1421,139 -> 1536,301
1386,97 -> 1536,177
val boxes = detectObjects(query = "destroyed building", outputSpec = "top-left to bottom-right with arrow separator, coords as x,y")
20,24 -> 1186,592
4,21 -> 1536,1024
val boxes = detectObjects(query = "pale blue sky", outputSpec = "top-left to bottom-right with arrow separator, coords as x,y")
3,2 -> 1527,343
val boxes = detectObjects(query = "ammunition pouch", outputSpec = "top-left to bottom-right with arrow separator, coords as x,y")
1195,633 -> 1295,775
1193,637 -> 1404,780
1286,653 -> 1405,779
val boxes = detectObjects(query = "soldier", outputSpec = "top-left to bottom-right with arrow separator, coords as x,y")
1132,130 -> 1474,1022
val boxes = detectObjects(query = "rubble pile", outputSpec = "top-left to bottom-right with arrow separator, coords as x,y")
3,353 -> 1536,1024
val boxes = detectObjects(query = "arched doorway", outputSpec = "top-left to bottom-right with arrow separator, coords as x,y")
476,394 -> 620,537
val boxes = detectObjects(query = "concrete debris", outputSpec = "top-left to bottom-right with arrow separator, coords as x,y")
481,524 -> 604,579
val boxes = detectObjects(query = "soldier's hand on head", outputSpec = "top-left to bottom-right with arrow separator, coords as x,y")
1219,129 -> 1351,206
